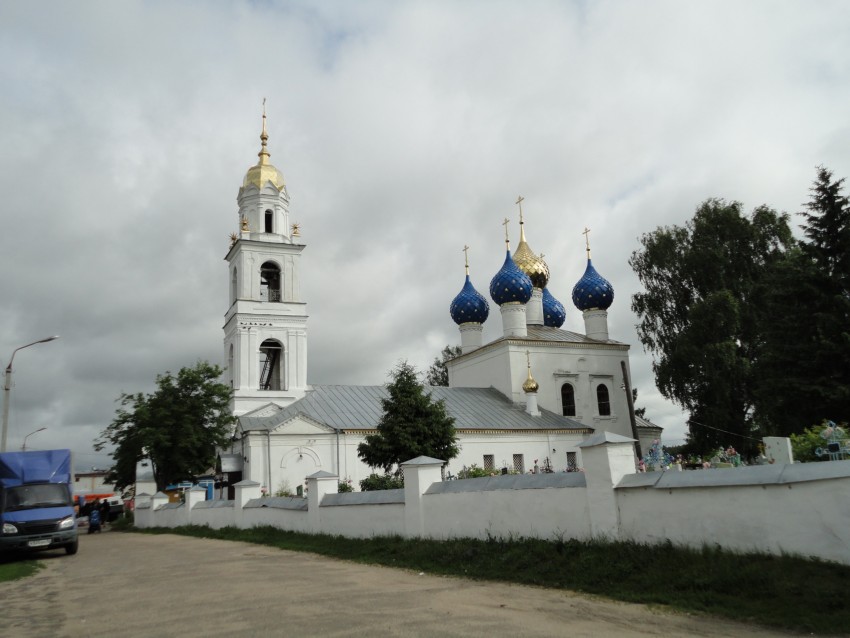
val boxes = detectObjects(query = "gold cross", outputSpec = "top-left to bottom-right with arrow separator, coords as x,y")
525,349 -> 531,367
515,195 -> 525,223
502,217 -> 511,245
462,245 -> 470,271
583,227 -> 591,257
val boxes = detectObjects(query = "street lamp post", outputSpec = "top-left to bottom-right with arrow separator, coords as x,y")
22,427 -> 47,451
1,336 -> 60,453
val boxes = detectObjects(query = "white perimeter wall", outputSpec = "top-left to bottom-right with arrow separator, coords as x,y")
135,447 -> 850,567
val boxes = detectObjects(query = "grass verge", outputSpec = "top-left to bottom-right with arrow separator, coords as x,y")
0,557 -> 42,582
136,525 -> 849,634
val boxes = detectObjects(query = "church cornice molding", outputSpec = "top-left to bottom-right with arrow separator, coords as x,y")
456,428 -> 593,436
452,337 -> 629,365
224,311 -> 308,330
225,239 -> 305,262
504,339 -> 629,352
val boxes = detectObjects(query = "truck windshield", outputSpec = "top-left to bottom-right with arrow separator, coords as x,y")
2,484 -> 72,512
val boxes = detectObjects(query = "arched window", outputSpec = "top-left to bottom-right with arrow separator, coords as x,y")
228,344 -> 235,388
561,383 -> 576,417
230,267 -> 238,304
264,209 -> 273,233
260,262 -> 281,302
596,384 -> 611,416
259,339 -> 284,390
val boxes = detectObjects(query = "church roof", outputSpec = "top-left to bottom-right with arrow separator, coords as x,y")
238,385 -> 590,433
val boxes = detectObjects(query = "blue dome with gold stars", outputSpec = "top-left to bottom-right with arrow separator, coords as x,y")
450,275 -> 490,325
490,250 -> 533,306
572,259 -> 614,311
542,287 -> 566,327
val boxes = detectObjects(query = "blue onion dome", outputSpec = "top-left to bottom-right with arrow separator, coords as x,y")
513,223 -> 550,289
450,275 -> 490,325
490,250 -> 534,306
572,258 -> 614,310
542,287 -> 566,328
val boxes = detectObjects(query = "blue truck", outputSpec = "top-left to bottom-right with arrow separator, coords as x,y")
0,449 -> 78,555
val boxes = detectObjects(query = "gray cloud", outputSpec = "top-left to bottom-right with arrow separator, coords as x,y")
2,0 -> 849,467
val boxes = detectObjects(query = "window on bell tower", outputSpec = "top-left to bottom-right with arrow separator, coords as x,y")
561,383 -> 576,417
260,262 -> 281,302
264,209 -> 273,233
228,344 -> 235,388
230,267 -> 238,304
259,339 -> 284,390
596,384 -> 611,416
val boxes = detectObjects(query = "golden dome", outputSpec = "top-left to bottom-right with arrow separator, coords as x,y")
514,221 -> 550,289
522,366 -> 539,393
242,107 -> 285,191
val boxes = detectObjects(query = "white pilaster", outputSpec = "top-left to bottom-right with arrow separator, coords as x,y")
526,289 -> 544,326
402,456 -> 444,538
306,470 -> 338,533
459,323 -> 483,354
583,309 -> 609,341
500,303 -> 528,338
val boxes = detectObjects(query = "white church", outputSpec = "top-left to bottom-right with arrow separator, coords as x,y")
218,113 -> 660,495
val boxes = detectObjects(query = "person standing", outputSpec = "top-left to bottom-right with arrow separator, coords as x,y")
100,499 -> 111,527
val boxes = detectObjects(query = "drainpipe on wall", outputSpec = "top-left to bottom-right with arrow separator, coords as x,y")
335,429 -> 341,478
620,360 -> 643,460
266,429 -> 272,496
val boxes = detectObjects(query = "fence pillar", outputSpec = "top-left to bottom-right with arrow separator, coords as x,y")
184,485 -> 206,525
401,456 -> 444,539
306,470 -> 338,533
233,480 -> 261,529
150,491 -> 169,528
133,493 -> 152,528
576,432 -> 636,540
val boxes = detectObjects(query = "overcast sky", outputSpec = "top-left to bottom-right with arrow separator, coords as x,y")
2,1 -> 849,470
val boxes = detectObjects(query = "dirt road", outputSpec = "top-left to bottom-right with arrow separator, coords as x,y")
0,531 -> 790,637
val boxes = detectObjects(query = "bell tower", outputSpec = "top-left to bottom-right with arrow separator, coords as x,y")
223,106 -> 308,416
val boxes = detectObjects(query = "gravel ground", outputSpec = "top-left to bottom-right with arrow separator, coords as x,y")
0,530 -> 793,637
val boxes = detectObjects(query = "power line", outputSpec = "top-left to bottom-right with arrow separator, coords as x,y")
687,419 -> 763,443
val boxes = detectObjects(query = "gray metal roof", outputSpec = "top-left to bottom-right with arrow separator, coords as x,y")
245,496 -> 308,511
195,499 -> 234,509
577,431 -> 635,448
217,454 -> 243,473
239,385 -> 590,433
426,472 -> 586,494
321,489 -> 405,507
617,460 -> 850,489
523,325 -> 626,345
635,415 -> 662,431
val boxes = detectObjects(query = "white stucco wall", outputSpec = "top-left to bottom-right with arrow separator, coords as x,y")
242,427 -> 590,492
135,453 -> 850,566
617,477 -> 850,564
190,503 -> 235,529
318,503 -> 405,538
447,340 -> 634,439
422,484 -> 590,541
244,504 -> 310,533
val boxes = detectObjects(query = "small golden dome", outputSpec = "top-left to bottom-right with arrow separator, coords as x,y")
514,222 -> 550,289
522,366 -> 539,393
242,106 -> 285,191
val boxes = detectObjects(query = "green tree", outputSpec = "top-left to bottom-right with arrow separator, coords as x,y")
632,388 -> 647,420
425,345 -> 462,386
357,361 -> 459,475
96,361 -> 235,493
630,199 -> 793,453
755,168 -> 850,434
